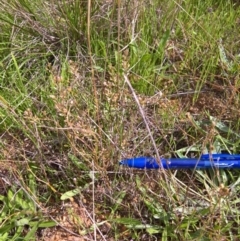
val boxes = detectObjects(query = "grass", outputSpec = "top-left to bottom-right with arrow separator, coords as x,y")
1,0 -> 240,240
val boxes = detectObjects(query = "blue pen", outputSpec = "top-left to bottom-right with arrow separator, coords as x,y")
119,154 -> 240,169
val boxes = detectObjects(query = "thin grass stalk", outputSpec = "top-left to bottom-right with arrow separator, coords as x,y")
87,0 -> 99,119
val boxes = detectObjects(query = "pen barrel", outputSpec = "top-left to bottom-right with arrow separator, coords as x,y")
163,159 -> 240,169
119,156 -> 240,169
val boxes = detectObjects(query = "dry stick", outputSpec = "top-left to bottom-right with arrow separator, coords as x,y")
91,159 -> 97,241
87,1 -> 97,240
78,198 -> 107,241
123,73 -> 168,181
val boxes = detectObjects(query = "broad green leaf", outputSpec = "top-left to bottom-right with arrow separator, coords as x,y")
113,191 -> 126,209
7,189 -> 14,202
210,116 -> 240,137
146,226 -> 162,235
60,188 -> 81,200
93,65 -> 104,72
27,172 -> 37,211
15,218 -> 29,226
37,220 -> 56,228
68,153 -> 89,171
0,194 -> 6,200
15,190 -> 32,210
24,221 -> 39,241
162,227 -> 168,241
0,232 -> 8,241
29,220 -> 56,228
7,189 -> 14,209
144,199 -> 164,215
127,224 -> 153,229
28,172 -> 36,195
0,204 -> 8,222
112,217 -> 141,226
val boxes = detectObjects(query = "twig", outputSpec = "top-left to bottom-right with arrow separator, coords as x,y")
123,73 -> 168,181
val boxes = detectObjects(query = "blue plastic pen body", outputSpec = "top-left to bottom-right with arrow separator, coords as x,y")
165,159 -> 240,169
119,156 -> 240,169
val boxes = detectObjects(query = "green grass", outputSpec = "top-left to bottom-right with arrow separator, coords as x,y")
1,0 -> 240,240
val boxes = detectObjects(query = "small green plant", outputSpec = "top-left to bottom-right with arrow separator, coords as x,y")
0,172 -> 56,240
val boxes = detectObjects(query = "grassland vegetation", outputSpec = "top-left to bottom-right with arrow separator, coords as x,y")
1,0 -> 240,240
